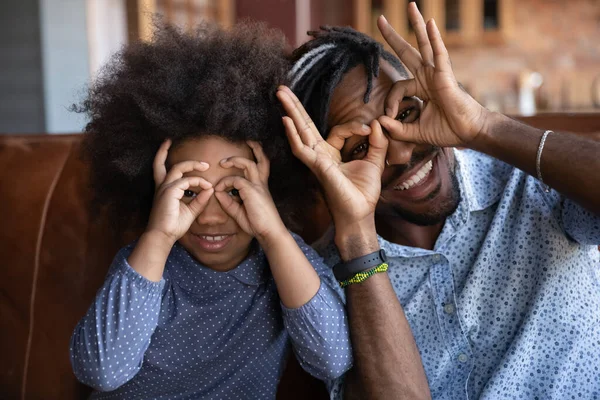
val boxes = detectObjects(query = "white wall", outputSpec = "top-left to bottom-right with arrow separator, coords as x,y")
39,0 -> 91,133
86,0 -> 127,79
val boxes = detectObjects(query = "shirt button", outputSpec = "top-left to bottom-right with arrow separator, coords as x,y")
458,353 -> 468,363
432,255 -> 441,262
444,303 -> 455,314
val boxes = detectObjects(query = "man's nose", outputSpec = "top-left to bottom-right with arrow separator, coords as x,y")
385,138 -> 418,166
194,195 -> 229,226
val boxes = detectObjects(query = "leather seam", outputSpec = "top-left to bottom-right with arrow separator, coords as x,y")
21,141 -> 72,400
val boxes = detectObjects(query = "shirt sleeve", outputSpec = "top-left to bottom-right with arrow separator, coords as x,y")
561,198 -> 600,245
69,244 -> 165,392
280,233 -> 352,381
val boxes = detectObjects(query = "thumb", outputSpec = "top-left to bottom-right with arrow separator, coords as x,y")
384,79 -> 418,118
378,115 -> 424,144
363,120 -> 388,170
187,188 -> 214,217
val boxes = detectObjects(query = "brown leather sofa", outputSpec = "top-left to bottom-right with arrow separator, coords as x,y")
1,114 -> 599,399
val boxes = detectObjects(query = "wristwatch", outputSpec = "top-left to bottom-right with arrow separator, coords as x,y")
333,249 -> 387,281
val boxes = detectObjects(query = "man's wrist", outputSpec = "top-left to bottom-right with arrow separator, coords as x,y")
334,217 -> 380,261
468,111 -> 511,153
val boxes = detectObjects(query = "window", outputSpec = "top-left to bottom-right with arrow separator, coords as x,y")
483,0 -> 499,30
352,0 -> 514,47
445,0 -> 460,32
129,0 -> 235,41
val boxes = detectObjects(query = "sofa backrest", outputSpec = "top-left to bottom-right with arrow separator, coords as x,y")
1,114 -> 598,399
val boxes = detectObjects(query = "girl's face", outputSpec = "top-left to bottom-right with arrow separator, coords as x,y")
168,136 -> 254,271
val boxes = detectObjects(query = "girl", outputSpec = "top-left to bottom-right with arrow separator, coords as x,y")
70,22 -> 351,399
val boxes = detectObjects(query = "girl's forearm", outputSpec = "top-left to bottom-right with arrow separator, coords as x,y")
259,231 -> 321,309
127,230 -> 175,282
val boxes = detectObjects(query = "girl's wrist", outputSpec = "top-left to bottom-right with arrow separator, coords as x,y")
256,222 -> 290,252
142,229 -> 178,249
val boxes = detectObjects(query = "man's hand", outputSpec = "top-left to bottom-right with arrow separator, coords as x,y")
276,85 -> 388,233
376,3 -> 489,148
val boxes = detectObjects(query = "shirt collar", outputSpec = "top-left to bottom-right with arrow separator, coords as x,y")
453,149 -> 508,212
167,241 -> 270,294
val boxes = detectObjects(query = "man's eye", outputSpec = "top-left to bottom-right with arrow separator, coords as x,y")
397,107 -> 418,122
351,142 -> 369,158
228,188 -> 240,197
183,189 -> 197,198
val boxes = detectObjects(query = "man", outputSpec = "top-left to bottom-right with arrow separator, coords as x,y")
276,3 -> 600,399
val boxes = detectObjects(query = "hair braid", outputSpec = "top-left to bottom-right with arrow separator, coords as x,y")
289,25 -> 408,137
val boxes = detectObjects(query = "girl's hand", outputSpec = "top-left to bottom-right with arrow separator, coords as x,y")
214,141 -> 287,246
146,139 -> 214,243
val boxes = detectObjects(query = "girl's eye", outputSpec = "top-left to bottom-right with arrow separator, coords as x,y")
228,188 -> 240,197
183,189 -> 197,198
351,142 -> 369,159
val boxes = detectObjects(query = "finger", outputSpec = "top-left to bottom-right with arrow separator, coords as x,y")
363,120 -> 389,170
282,115 -> 317,167
247,141 -> 270,181
384,79 -> 418,118
214,191 -> 245,222
214,175 -> 252,197
164,160 -> 210,185
378,115 -> 424,144
327,121 -> 372,151
276,86 -> 321,148
427,18 -> 452,74
408,1 -> 434,66
187,186 -> 214,216
162,176 -> 213,199
220,156 -> 260,183
377,15 -> 422,74
153,139 -> 172,188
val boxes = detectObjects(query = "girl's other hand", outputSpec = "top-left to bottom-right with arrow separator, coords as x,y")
214,141 -> 287,247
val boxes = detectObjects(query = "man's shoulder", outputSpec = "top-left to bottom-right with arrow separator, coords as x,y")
455,149 -> 518,211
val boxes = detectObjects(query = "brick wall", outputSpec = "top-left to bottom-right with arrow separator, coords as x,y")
448,0 -> 600,113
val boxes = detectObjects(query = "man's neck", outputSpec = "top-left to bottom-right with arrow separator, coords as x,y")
375,214 -> 445,250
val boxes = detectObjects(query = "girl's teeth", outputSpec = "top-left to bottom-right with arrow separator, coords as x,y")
202,235 -> 227,241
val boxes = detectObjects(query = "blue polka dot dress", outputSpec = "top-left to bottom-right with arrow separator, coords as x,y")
319,150 -> 600,400
70,233 -> 352,399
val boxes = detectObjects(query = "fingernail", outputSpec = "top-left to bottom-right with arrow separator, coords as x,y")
220,158 -> 229,164
380,15 -> 388,24
362,124 -> 371,132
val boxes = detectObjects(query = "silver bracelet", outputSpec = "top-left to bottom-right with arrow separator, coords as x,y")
536,130 -> 552,193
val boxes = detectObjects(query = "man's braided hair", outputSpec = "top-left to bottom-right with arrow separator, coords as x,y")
289,26 -> 408,137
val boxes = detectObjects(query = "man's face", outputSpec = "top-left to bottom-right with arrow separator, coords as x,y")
327,60 -> 460,226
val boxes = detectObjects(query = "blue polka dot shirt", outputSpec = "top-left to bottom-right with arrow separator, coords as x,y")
318,150 -> 600,400
70,233 -> 352,399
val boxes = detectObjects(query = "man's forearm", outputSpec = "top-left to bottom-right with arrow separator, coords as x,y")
472,112 -> 600,215
335,225 -> 431,400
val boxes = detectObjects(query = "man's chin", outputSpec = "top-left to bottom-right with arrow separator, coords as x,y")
378,171 -> 461,227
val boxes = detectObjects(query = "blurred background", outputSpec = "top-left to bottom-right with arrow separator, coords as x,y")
1,0 -> 600,134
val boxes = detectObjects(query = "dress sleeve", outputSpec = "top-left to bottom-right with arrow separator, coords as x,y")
280,233 -> 353,381
69,245 -> 165,391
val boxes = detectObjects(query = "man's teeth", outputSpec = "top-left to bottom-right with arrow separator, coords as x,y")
394,160 -> 433,191
201,235 -> 228,241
